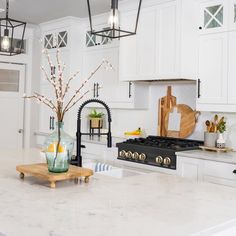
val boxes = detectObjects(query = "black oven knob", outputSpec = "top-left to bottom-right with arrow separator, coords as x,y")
126,151 -> 133,159
139,153 -> 146,161
163,157 -> 171,166
132,152 -> 139,160
119,150 -> 127,158
155,156 -> 163,164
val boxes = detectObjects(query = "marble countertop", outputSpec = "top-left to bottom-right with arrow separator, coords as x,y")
1,149 -> 236,236
176,149 -> 236,164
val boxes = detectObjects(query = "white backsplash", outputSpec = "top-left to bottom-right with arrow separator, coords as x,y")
67,82 -> 236,149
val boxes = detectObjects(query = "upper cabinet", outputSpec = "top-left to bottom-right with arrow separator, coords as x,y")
199,0 -> 236,33
82,45 -> 149,109
197,0 -> 236,112
119,1 -> 179,81
44,30 -> 68,50
199,0 -> 228,34
197,33 -> 228,105
157,1 -> 179,79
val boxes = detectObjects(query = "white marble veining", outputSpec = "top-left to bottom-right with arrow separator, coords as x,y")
176,150 -> 236,164
1,149 -> 236,236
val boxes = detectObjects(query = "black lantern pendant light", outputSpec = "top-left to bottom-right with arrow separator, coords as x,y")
0,0 -> 26,56
87,0 -> 142,39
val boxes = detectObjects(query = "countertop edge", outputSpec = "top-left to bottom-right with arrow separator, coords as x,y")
176,150 -> 236,165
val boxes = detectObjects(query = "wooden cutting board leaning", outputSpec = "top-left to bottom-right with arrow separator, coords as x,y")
158,86 -> 200,138
158,86 -> 176,136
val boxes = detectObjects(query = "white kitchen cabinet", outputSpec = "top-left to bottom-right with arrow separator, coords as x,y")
196,29 -> 236,111
82,46 -> 119,102
177,155 -> 236,188
119,1 -> 179,81
177,156 -> 203,181
180,0 -> 199,79
203,160 -> 236,187
197,33 -> 228,107
37,17 -> 85,137
43,29 -> 68,50
199,0 -> 228,34
38,84 -> 56,134
81,141 -> 117,164
119,7 -> 156,81
82,45 -> 149,109
156,1 -> 179,79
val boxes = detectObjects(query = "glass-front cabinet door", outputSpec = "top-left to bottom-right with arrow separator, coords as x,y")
199,0 -> 228,34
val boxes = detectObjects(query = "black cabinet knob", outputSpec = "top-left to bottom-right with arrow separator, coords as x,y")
199,26 -> 202,30
233,170 -> 236,174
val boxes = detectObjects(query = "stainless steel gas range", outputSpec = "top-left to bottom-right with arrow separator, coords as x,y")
116,136 -> 203,170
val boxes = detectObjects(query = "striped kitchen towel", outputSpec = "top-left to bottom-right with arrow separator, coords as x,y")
95,162 -> 113,172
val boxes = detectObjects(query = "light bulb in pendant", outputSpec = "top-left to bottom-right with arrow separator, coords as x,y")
1,29 -> 10,51
108,8 -> 120,28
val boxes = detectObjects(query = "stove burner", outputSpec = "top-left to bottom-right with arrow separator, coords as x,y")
116,136 -> 203,170
125,136 -> 203,150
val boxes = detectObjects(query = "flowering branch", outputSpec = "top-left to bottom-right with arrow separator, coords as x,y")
23,92 -> 57,111
24,49 -> 113,123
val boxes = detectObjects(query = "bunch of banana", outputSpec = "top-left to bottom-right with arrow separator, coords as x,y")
124,128 -> 142,136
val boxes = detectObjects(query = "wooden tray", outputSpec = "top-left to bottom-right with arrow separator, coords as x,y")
16,163 -> 93,188
199,146 -> 233,153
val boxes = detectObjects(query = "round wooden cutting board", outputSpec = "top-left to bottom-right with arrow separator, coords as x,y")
164,104 -> 200,138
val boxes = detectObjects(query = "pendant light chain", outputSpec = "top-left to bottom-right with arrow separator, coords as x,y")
6,0 -> 9,19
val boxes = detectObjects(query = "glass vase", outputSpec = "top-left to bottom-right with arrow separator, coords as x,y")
43,122 -> 74,173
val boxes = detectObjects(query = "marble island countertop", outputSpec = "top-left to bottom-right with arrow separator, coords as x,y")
1,149 -> 236,236
176,149 -> 236,164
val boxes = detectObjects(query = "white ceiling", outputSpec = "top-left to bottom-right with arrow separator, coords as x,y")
0,0 -> 111,24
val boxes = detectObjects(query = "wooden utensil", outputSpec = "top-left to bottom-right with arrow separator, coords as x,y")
164,104 -> 200,138
214,114 -> 219,132
158,86 -> 176,136
205,120 -> 211,132
214,114 -> 218,124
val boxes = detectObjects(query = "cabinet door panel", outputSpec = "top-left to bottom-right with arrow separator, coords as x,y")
82,49 -> 103,99
228,32 -> 236,104
82,47 -> 119,103
38,84 -> 55,133
137,8 -> 156,78
198,33 -> 228,104
119,12 -> 138,81
157,2 -> 178,78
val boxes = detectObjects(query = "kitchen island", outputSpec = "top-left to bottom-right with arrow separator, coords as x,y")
1,149 -> 236,236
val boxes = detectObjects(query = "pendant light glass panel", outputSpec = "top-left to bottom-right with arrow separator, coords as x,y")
0,0 -> 26,56
87,0 -> 142,39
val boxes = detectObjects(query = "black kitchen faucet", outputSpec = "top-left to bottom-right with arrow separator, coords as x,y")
71,99 -> 112,167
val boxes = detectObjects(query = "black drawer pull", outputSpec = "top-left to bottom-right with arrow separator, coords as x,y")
233,170 -> 236,174
197,79 -> 201,98
93,83 -> 96,98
